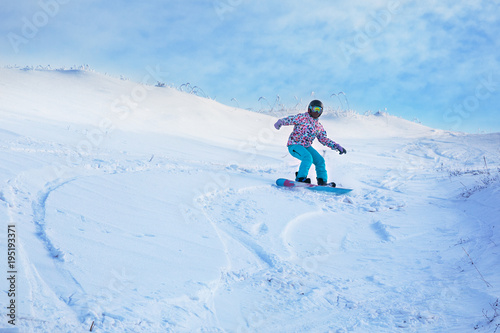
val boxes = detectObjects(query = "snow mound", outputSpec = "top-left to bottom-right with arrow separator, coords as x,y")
0,68 -> 499,332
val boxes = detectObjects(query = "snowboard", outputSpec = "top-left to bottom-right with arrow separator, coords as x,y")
276,178 -> 352,195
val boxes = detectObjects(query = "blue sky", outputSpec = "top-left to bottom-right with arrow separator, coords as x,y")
1,0 -> 500,133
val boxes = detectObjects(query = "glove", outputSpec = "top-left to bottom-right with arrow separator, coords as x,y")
334,143 -> 347,155
274,119 -> 283,130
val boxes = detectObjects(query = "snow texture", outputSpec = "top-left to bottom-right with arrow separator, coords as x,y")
0,68 -> 499,332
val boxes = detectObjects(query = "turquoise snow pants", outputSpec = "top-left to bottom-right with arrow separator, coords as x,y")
288,145 -> 327,181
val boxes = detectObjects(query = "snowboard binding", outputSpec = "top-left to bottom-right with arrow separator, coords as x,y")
317,178 -> 336,187
295,172 -> 311,184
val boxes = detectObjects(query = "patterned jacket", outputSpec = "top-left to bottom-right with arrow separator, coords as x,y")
280,113 -> 337,149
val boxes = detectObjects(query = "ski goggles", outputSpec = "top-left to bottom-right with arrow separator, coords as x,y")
309,106 -> 323,113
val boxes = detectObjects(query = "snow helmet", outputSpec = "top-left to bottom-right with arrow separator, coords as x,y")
308,100 -> 324,118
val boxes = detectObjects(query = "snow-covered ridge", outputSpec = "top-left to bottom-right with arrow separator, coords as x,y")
0,67 -> 444,140
0,68 -> 499,332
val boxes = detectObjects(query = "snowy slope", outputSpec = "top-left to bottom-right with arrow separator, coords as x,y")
0,68 -> 499,332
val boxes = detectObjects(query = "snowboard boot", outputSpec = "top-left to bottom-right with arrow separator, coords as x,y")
296,172 -> 311,184
317,178 -> 336,187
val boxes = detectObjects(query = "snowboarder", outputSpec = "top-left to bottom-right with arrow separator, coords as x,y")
274,100 -> 347,186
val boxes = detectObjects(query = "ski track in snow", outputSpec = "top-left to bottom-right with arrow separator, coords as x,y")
33,178 -> 79,261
